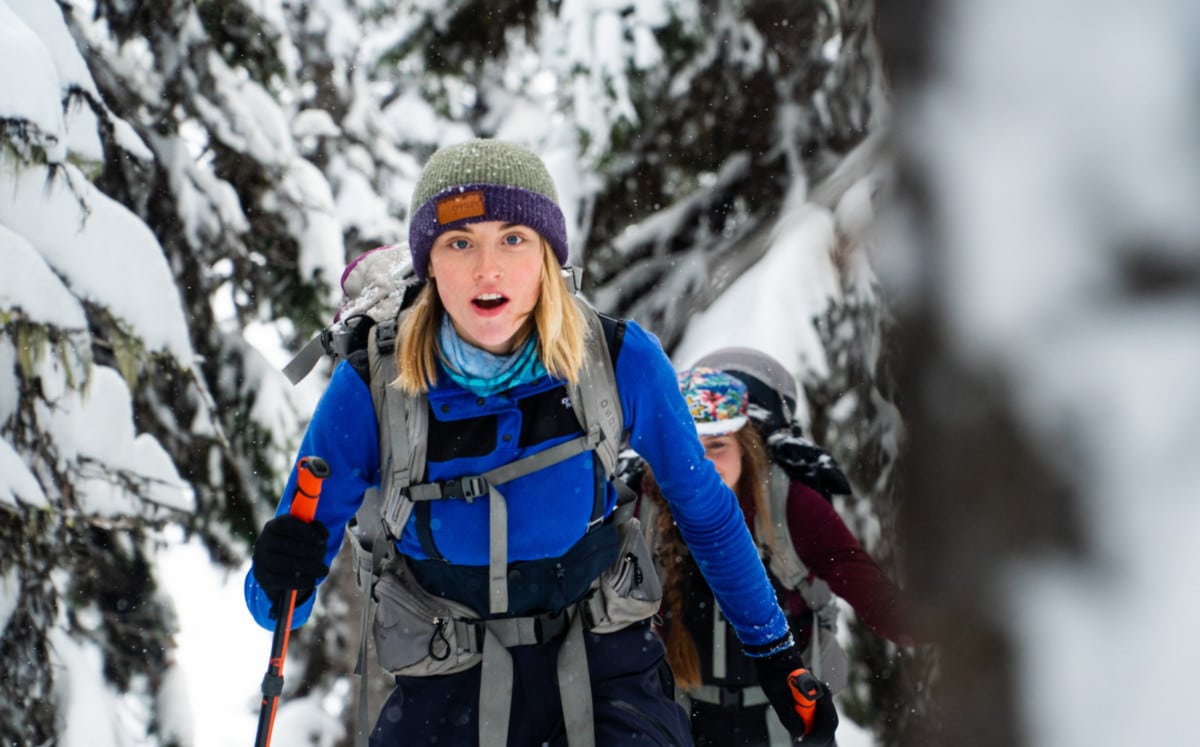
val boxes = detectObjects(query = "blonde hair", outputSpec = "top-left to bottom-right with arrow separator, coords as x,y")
393,239 -> 586,393
645,421 -> 771,691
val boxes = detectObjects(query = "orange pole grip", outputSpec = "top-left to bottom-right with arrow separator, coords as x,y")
290,456 -> 330,522
788,668 -> 818,733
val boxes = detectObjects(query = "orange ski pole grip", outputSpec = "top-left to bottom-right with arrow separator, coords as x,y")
254,455 -> 330,747
290,456 -> 330,522
787,668 -> 819,734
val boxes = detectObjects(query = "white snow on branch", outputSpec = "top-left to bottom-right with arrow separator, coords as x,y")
0,222 -> 87,329
674,187 -> 842,379
37,365 -> 193,516
0,436 -> 49,510
0,0 -> 67,162
0,162 -> 194,362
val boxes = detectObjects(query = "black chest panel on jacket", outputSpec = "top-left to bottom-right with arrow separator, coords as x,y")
426,409 -> 498,461
517,384 -> 580,446
419,382 -> 583,463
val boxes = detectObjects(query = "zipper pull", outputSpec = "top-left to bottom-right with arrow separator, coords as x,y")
628,552 -> 643,586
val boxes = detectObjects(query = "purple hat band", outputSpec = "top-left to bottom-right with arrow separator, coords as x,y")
407,183 -> 569,280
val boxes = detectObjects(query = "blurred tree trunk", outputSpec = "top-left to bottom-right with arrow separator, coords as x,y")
873,3 -> 1085,745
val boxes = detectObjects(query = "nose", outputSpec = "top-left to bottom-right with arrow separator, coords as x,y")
473,245 -> 502,280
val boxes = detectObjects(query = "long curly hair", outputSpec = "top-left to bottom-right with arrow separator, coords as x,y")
643,423 -> 772,690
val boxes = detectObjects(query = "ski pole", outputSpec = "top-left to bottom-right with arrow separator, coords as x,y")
254,455 -> 331,747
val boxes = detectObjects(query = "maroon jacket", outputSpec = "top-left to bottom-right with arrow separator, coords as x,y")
739,481 -> 914,645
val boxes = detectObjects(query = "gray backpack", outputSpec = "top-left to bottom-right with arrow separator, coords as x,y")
693,346 -> 846,690
286,247 -> 662,747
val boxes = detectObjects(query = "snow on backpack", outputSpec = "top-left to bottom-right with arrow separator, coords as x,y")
282,243 -> 660,747
282,243 -> 422,385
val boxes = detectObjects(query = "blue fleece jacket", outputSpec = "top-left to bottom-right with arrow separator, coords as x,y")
245,320 -> 789,648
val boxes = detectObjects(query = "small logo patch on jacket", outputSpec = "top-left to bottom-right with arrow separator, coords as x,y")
437,191 -> 486,224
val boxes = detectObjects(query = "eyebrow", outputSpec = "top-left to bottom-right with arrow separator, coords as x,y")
444,222 -> 524,234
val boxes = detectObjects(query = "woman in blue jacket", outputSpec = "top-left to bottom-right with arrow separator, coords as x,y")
245,139 -> 836,746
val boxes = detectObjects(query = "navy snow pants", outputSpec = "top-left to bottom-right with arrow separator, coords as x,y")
369,620 -> 693,746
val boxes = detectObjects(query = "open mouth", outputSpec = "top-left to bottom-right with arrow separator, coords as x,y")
472,292 -> 507,310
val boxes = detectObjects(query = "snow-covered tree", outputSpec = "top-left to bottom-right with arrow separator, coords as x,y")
1,0 -> 341,741
1,2 -> 204,741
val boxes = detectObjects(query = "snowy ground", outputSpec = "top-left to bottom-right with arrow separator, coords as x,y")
156,530 -> 275,746
157,529 -> 344,747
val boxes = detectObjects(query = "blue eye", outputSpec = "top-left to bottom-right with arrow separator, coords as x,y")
450,238 -> 470,250
502,233 -> 523,246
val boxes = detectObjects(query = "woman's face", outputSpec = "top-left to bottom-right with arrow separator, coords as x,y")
428,221 -> 544,354
700,432 -> 743,490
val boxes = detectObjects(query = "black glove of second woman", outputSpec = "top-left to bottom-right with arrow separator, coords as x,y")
251,514 -> 330,616
752,643 -> 838,745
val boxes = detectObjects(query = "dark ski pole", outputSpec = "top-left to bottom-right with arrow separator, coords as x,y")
254,456 -> 330,747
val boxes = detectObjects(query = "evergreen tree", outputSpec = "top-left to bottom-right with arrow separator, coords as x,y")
1,3 -> 202,741
1,0 -> 340,741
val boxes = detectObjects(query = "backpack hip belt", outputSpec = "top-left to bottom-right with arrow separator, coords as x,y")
688,683 -> 770,708
360,502 -> 659,747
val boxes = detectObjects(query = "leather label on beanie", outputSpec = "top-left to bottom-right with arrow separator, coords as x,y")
436,190 -> 486,224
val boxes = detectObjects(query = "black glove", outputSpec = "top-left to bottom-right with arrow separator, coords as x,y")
752,643 -> 838,745
766,426 -> 852,500
252,514 -> 330,616
614,449 -> 647,497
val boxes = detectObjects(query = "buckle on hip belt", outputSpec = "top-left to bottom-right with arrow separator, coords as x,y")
441,476 -> 488,501
534,611 -> 569,644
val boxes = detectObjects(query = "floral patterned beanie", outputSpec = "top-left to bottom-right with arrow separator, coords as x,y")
677,366 -> 749,436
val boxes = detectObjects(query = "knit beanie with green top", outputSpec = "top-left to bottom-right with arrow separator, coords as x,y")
407,139 -> 569,280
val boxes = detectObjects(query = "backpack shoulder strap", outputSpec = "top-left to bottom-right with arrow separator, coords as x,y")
349,314 -> 433,747
762,464 -> 812,590
760,464 -> 839,683
636,490 -> 661,570
367,315 -> 429,539
567,297 -> 625,478
598,312 -> 627,366
762,464 -> 834,610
